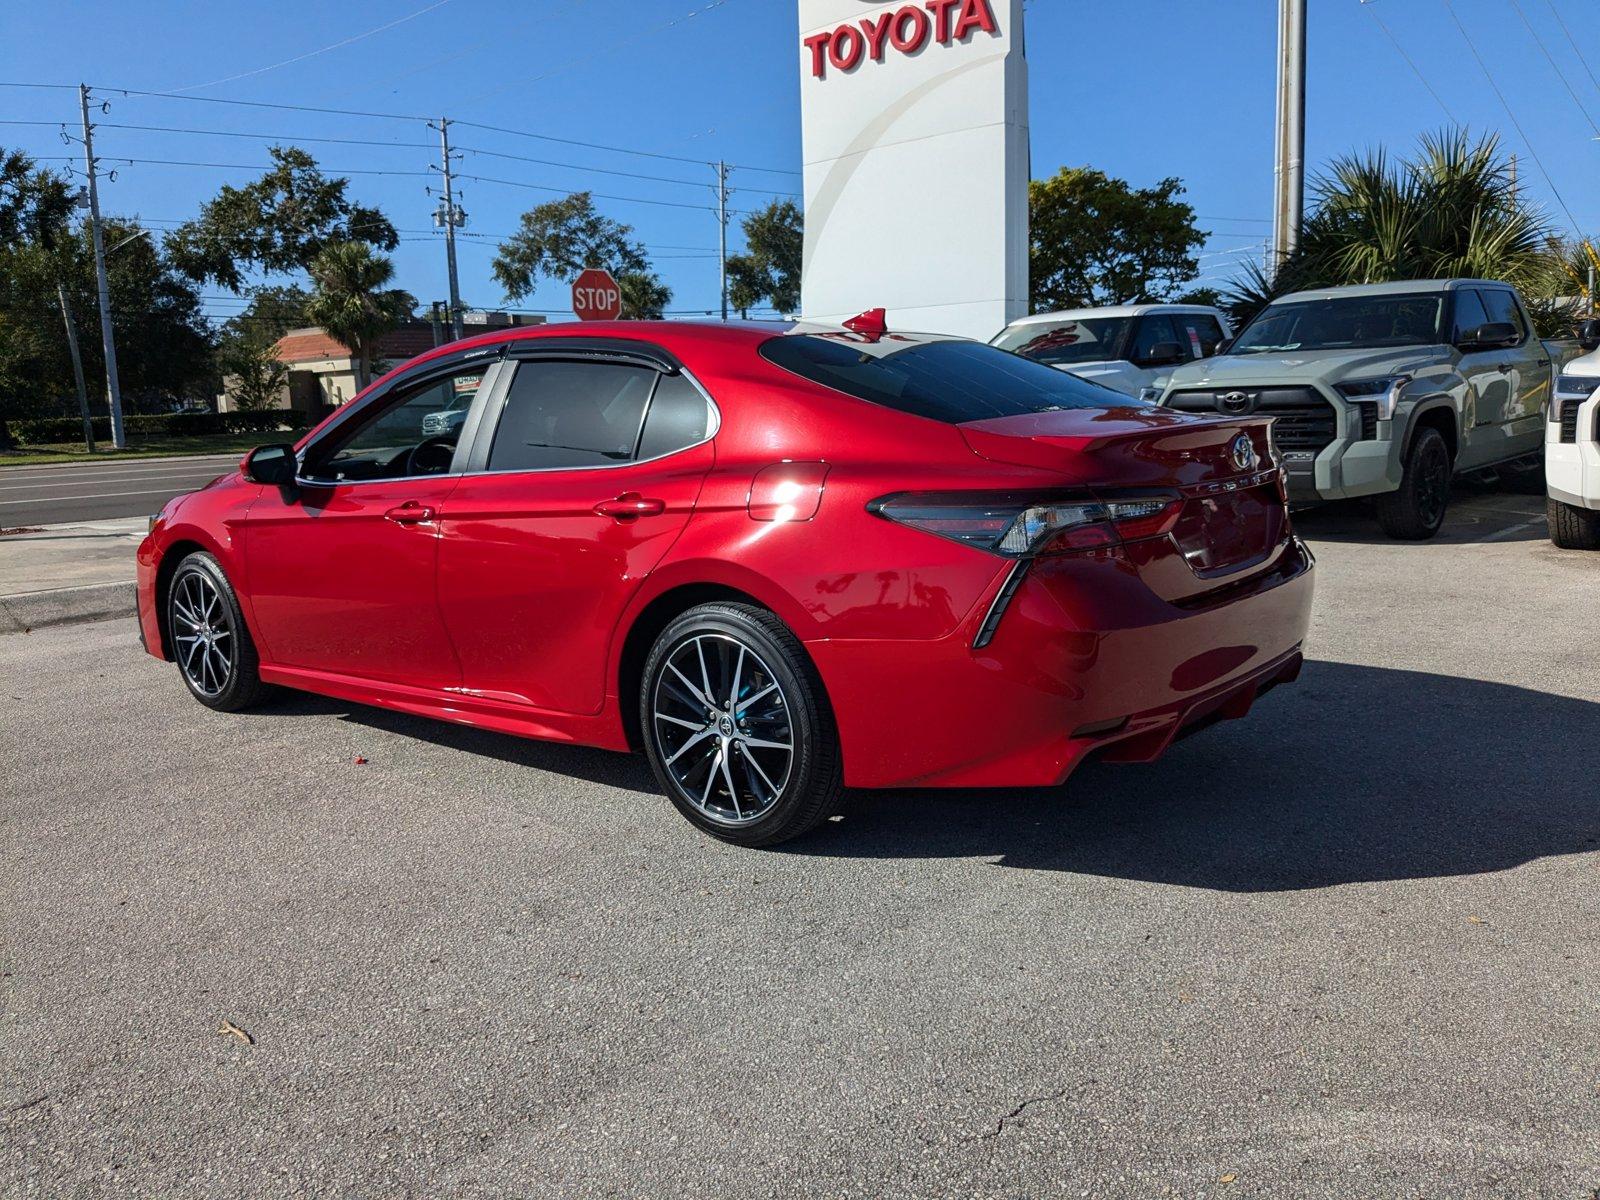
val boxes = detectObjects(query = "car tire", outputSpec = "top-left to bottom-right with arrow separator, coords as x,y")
167,551 -> 270,712
640,602 -> 843,847
1376,426 -> 1452,540
1547,495 -> 1600,550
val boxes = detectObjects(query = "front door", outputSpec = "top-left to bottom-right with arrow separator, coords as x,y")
1481,287 -> 1550,450
436,356 -> 716,714
239,358 -> 503,688
1449,288 -> 1513,468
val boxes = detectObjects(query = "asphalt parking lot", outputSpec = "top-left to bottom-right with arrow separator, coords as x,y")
3,489 -> 1597,1198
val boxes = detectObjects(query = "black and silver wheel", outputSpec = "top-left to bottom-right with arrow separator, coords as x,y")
1376,425 -> 1452,540
640,603 -> 842,847
167,551 -> 269,712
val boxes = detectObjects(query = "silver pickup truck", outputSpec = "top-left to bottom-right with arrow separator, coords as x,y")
1156,279 -> 1571,539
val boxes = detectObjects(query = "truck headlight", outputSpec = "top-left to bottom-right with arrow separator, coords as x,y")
1336,374 -> 1411,421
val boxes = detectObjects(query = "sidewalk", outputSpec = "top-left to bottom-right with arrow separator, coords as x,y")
0,518 -> 144,634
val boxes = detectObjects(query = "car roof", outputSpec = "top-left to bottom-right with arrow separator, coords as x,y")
1003,304 -> 1222,326
1273,278 -> 1515,303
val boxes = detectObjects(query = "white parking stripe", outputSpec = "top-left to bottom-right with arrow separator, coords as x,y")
1480,518 -> 1545,542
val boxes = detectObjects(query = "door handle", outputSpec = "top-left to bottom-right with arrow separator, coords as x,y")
594,492 -> 666,521
1495,362 -> 1512,373
384,501 -> 437,525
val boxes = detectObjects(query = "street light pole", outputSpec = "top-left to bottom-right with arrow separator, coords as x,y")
79,83 -> 126,450
1272,0 -> 1306,271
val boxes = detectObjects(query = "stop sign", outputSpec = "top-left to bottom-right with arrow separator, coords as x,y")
571,268 -> 622,321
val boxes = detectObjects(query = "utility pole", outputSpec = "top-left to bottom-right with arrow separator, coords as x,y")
431,117 -> 465,341
1272,0 -> 1306,272
55,282 -> 94,452
79,84 -> 125,450
714,160 -> 730,322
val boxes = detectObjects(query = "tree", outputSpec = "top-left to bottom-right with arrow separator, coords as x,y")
726,199 -> 802,316
618,270 -> 671,320
1226,131 -> 1574,334
304,242 -> 415,389
218,341 -> 288,412
0,149 -> 76,250
492,192 -> 652,302
1028,167 -> 1206,311
165,147 -> 397,292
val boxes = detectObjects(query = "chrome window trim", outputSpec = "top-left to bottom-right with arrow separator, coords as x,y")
462,356 -> 721,477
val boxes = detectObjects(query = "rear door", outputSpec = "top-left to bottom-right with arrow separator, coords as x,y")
1480,287 -> 1549,446
1449,288 -> 1511,467
435,353 -> 716,715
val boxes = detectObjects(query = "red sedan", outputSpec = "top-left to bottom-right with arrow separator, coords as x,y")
138,317 -> 1314,846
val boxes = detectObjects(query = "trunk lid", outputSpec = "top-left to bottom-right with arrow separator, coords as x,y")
960,407 -> 1287,598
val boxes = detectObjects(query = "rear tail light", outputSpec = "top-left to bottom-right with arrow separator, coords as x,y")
869,492 -> 1182,558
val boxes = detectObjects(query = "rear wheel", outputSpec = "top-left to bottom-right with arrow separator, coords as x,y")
167,551 -> 269,711
1376,426 -> 1452,540
1547,495 -> 1600,550
640,603 -> 842,847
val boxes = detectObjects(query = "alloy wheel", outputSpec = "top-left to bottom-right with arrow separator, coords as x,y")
651,633 -> 794,827
171,571 -> 234,698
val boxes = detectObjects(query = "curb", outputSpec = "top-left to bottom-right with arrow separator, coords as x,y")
0,581 -> 136,634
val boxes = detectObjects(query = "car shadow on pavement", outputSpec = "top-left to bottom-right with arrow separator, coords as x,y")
790,661 -> 1600,891
1292,485 -> 1549,546
257,691 -> 660,795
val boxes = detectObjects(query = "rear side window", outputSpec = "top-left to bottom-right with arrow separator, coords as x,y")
637,373 -> 710,460
761,335 -> 1135,424
488,361 -> 655,471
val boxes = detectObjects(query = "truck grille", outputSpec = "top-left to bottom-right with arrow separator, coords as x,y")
1165,387 -> 1338,454
1558,399 -> 1580,443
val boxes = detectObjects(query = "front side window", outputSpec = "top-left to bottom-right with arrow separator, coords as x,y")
762,334 -> 1136,424
1230,294 -> 1443,354
1130,315 -> 1181,362
302,365 -> 488,482
1479,289 -> 1528,341
1450,289 -> 1491,343
1175,314 -> 1225,358
991,316 -> 1133,365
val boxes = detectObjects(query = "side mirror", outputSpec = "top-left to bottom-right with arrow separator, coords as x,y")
1215,336 -> 1235,355
243,443 -> 297,486
1577,318 -> 1600,352
1136,341 -> 1187,367
1458,321 -> 1519,350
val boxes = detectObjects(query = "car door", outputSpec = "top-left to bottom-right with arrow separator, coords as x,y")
238,355 -> 507,688
435,351 -> 717,715
1448,288 -> 1510,468
1480,287 -> 1549,445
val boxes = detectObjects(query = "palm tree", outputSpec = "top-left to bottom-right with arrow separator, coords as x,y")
1227,131 -> 1576,333
305,242 -> 415,389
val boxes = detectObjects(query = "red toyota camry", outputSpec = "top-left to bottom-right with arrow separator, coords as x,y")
137,316 -> 1314,846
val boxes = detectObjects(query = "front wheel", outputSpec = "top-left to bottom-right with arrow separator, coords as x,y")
1547,495 -> 1600,550
1376,426 -> 1452,540
640,603 -> 842,847
167,551 -> 270,712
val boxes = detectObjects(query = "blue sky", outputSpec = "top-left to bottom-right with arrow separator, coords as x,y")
3,0 -> 1596,326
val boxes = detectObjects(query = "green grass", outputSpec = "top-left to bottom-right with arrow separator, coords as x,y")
0,431 -> 303,467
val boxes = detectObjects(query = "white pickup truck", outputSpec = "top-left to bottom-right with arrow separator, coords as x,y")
1547,320 -> 1600,549
991,304 -> 1232,398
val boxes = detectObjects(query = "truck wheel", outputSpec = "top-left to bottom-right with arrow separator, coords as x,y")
1376,426 -> 1452,540
1547,496 -> 1600,550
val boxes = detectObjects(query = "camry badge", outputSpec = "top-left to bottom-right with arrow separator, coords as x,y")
1230,433 -> 1258,472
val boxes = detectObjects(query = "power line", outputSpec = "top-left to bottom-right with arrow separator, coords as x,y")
454,171 -> 767,216
456,143 -> 798,197
1542,0 -> 1600,100
167,0 -> 457,94
1439,0 -> 1583,234
1359,0 -> 1458,123
1506,0 -> 1600,139
451,118 -> 800,177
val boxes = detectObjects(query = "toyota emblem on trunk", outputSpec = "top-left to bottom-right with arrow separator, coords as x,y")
1230,433 -> 1258,472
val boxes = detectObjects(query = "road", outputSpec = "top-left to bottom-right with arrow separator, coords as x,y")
0,455 -> 241,526
3,492 -> 1597,1198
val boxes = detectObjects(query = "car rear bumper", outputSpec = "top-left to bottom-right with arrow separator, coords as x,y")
807,538 -> 1315,789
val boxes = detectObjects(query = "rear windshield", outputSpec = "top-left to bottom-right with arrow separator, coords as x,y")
991,316 -> 1133,364
760,335 -> 1137,424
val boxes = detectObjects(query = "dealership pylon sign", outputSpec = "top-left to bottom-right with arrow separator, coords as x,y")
797,0 -> 1029,340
